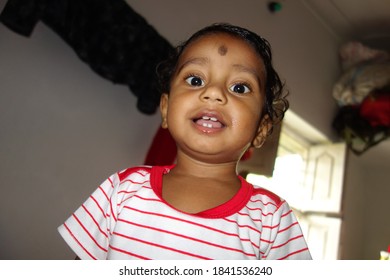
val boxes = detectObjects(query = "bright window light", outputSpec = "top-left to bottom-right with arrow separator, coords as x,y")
246,153 -> 305,206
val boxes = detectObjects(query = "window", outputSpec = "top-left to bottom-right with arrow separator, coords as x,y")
243,111 -> 346,260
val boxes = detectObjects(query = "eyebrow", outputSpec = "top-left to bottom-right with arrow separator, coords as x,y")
232,64 -> 264,88
176,57 -> 209,74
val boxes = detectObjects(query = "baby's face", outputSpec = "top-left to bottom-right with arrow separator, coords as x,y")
160,33 -> 268,164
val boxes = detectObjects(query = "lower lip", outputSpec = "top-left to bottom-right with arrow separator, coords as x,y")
192,122 -> 225,134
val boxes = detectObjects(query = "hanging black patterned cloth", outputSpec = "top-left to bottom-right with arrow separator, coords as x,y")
0,0 -> 174,114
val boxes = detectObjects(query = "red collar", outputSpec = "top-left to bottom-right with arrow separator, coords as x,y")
150,165 -> 253,218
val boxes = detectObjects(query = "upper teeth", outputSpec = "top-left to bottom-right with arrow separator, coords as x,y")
202,116 -> 218,121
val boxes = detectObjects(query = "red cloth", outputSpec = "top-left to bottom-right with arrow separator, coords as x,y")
144,127 -> 177,165
360,92 -> 390,127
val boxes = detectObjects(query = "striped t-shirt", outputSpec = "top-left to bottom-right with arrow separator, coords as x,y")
58,165 -> 312,260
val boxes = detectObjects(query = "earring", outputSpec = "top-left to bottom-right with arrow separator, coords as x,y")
161,118 -> 168,129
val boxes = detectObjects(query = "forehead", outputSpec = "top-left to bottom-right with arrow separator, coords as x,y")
178,33 -> 265,71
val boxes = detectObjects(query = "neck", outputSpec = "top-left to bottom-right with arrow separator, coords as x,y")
171,151 -> 239,181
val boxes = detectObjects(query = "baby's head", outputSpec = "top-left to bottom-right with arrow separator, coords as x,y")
157,23 -> 289,135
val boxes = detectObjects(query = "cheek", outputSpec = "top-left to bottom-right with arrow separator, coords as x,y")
233,101 -> 262,125
166,98 -> 188,125
231,112 -> 258,139
231,105 -> 263,138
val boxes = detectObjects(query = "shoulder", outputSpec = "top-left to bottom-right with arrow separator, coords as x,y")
250,184 -> 285,209
117,165 -> 153,182
94,166 -> 153,195
105,165 -> 154,194
102,166 -> 156,208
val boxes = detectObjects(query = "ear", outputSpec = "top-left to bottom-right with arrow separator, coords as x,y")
252,114 -> 272,148
160,93 -> 169,129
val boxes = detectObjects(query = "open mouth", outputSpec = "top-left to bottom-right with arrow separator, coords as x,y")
193,115 -> 225,129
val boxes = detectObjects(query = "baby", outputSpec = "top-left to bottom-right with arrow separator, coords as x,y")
58,23 -> 312,260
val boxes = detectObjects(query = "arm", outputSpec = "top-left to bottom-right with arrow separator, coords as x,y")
265,201 -> 312,260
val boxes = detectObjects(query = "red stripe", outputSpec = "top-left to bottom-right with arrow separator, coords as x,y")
251,188 -> 282,205
90,195 -> 106,217
117,218 -> 257,257
244,206 -> 265,212
223,217 -> 261,234
259,221 -> 299,243
109,197 -> 117,222
271,234 -> 304,249
281,208 -> 293,218
63,223 -> 97,260
124,206 -> 247,239
235,211 -> 261,219
107,177 -> 115,189
248,198 -> 277,208
261,223 -> 279,230
113,232 -> 211,260
275,200 -> 288,212
72,214 -> 108,253
120,178 -> 150,185
125,202 -> 292,247
108,245 -> 150,260
118,167 -> 150,181
278,221 -> 299,233
117,189 -> 138,195
133,194 -> 161,203
81,204 -> 108,238
278,247 -> 310,260
118,195 -> 136,206
244,206 -> 277,217
104,178 -> 118,221
98,186 -> 110,202
117,189 -> 138,205
234,210 -> 262,223
259,238 -> 273,244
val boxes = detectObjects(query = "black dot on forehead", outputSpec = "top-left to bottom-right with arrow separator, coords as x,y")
218,45 -> 228,56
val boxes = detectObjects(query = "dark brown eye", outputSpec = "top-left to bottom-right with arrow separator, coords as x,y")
185,76 -> 204,87
230,83 -> 250,94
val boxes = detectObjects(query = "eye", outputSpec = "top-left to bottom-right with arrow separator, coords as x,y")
185,75 -> 204,87
230,83 -> 251,94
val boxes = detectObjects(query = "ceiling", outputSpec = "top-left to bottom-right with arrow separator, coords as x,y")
303,0 -> 390,50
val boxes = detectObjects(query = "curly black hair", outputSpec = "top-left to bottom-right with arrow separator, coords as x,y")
157,23 -> 289,134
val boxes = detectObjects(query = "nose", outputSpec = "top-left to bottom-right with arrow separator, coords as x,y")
199,85 -> 227,104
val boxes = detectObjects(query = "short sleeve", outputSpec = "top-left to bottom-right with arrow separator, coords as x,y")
58,173 -> 120,260
264,201 -> 312,260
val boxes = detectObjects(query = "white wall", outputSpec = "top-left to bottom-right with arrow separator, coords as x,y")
2,0 -> 387,260
342,141 -> 390,259
0,1 -> 161,259
340,152 -> 366,259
